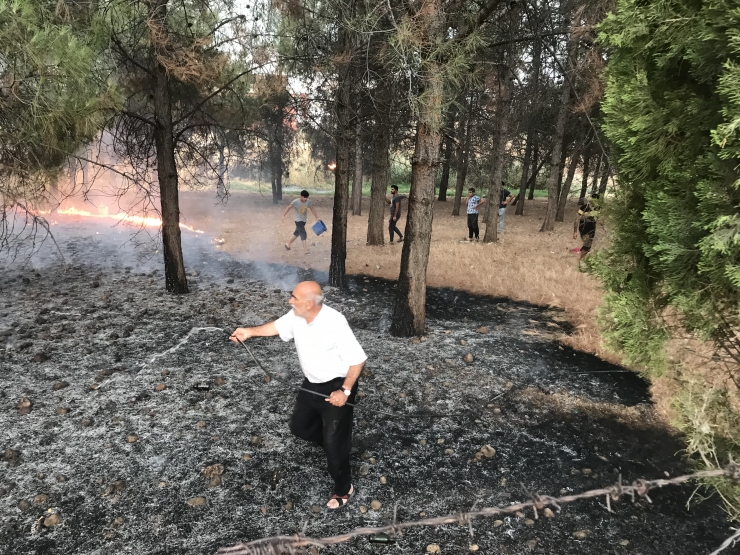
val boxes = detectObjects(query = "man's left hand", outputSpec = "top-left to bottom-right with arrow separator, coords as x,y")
326,390 -> 348,407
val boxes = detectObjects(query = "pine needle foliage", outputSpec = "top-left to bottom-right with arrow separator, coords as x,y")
593,0 -> 740,516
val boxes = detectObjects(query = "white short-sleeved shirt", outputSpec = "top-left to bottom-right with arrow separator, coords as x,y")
274,304 -> 367,383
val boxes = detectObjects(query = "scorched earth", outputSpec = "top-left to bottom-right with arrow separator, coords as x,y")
0,222 -> 731,554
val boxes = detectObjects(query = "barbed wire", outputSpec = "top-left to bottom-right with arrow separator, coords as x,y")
218,465 -> 740,555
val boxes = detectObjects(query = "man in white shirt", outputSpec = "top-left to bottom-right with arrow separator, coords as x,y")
229,281 -> 367,510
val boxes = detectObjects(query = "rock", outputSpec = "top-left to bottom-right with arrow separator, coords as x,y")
370,499 -> 382,511
444,449 -> 454,455
202,464 -> 224,479
197,421 -> 206,428
475,326 -> 489,334
515,511 -> 525,519
463,353 -> 474,363
226,278 -> 234,284
459,339 -> 467,346
582,468 -> 592,475
16,397 -> 32,415
469,545 -> 479,552
109,332 -> 119,340
250,435 -> 263,446
359,465 -> 369,476
81,417 -> 94,427
500,478 -> 507,486
437,438 -> 445,444
18,500 -> 31,511
493,520 -> 503,527
543,508 -> 554,518
426,544 -> 441,553
493,408 -> 501,414
155,383 -> 166,392
260,506 -> 267,514
359,505 -> 367,513
379,476 -> 387,484
52,381 -> 69,391
92,281 -> 100,288
526,539 -> 538,549
32,353 -> 49,363
126,435 -> 138,443
111,516 -> 124,529
54,407 -> 68,416
43,513 -> 62,527
3,449 -> 21,465
187,497 -> 207,507
525,518 -> 535,526
283,501 -> 293,510
419,439 -> 427,446
311,504 -> 321,514
242,454 -> 252,461
33,494 -> 49,505
480,445 -> 495,457
573,529 -> 590,539
214,376 -> 226,386
619,539 -> 629,546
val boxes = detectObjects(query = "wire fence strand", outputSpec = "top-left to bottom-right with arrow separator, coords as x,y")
218,465 -> 740,555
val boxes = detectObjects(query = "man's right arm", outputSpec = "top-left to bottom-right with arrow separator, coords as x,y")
281,204 -> 292,220
230,321 -> 278,343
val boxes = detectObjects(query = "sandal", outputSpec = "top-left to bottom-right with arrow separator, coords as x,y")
327,484 -> 354,510
284,245 -> 291,251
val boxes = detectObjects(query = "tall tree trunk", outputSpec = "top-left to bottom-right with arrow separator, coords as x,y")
367,91 -> 391,245
437,106 -> 456,201
540,40 -> 573,232
148,0 -> 188,293
579,146 -> 592,199
527,136 -> 539,200
217,145 -> 226,197
452,94 -> 473,216
391,0 -> 444,337
590,151 -> 602,196
352,121 -> 362,215
328,41 -> 352,288
270,118 -> 283,204
515,127 -> 533,216
483,54 -> 512,243
598,158 -> 610,197
556,148 -> 580,222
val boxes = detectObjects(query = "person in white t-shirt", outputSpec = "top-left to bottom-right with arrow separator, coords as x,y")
229,281 -> 367,510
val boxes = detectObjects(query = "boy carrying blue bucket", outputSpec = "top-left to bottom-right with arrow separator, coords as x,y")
282,190 -> 319,255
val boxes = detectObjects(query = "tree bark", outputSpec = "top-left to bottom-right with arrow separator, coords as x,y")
269,116 -> 283,204
590,151 -> 602,196
351,121 -> 362,215
452,94 -> 473,217
148,0 -> 188,294
540,41 -> 573,232
515,127 -> 533,215
217,145 -> 226,197
391,0 -> 444,337
579,146 -> 592,199
527,136 -> 539,200
328,38 -> 352,288
437,106 -> 456,201
367,94 -> 390,245
556,148 -> 580,222
597,158 -> 610,197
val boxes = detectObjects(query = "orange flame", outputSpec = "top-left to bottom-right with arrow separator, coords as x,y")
50,205 -> 204,234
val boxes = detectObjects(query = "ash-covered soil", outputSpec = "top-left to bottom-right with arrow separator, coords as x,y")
0,223 -> 731,554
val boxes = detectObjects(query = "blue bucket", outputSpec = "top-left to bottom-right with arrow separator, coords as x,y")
312,220 -> 327,236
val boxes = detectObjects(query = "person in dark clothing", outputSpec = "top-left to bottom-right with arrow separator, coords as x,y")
385,185 -> 404,243
573,195 -> 599,260
463,187 -> 485,241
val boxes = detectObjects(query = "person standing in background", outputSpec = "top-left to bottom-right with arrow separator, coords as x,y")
498,182 -> 514,233
385,185 -> 404,243
463,187 -> 485,242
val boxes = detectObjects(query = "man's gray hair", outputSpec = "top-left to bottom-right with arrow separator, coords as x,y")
309,292 -> 324,305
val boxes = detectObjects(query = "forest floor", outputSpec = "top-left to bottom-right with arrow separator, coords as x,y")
0,217 -> 731,554
181,191 -> 611,364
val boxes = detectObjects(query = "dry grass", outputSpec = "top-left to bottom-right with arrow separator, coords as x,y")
180,190 -> 614,361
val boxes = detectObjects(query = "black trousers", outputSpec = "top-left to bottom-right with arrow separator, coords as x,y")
389,217 -> 403,242
467,213 -> 479,239
289,376 -> 358,496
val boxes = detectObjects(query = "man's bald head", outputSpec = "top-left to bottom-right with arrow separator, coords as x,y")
289,281 -> 324,320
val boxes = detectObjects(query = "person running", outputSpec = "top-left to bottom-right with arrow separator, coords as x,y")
282,190 -> 319,254
230,281 -> 367,510
463,187 -> 485,242
573,194 -> 599,260
385,185 -> 404,243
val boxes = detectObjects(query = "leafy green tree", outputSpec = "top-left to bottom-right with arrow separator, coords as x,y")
595,0 -> 740,513
0,0 -> 117,254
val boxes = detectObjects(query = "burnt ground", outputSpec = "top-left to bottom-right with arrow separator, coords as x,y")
0,222 -> 733,554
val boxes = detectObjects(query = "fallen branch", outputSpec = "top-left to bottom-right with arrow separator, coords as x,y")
218,465 -> 740,555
